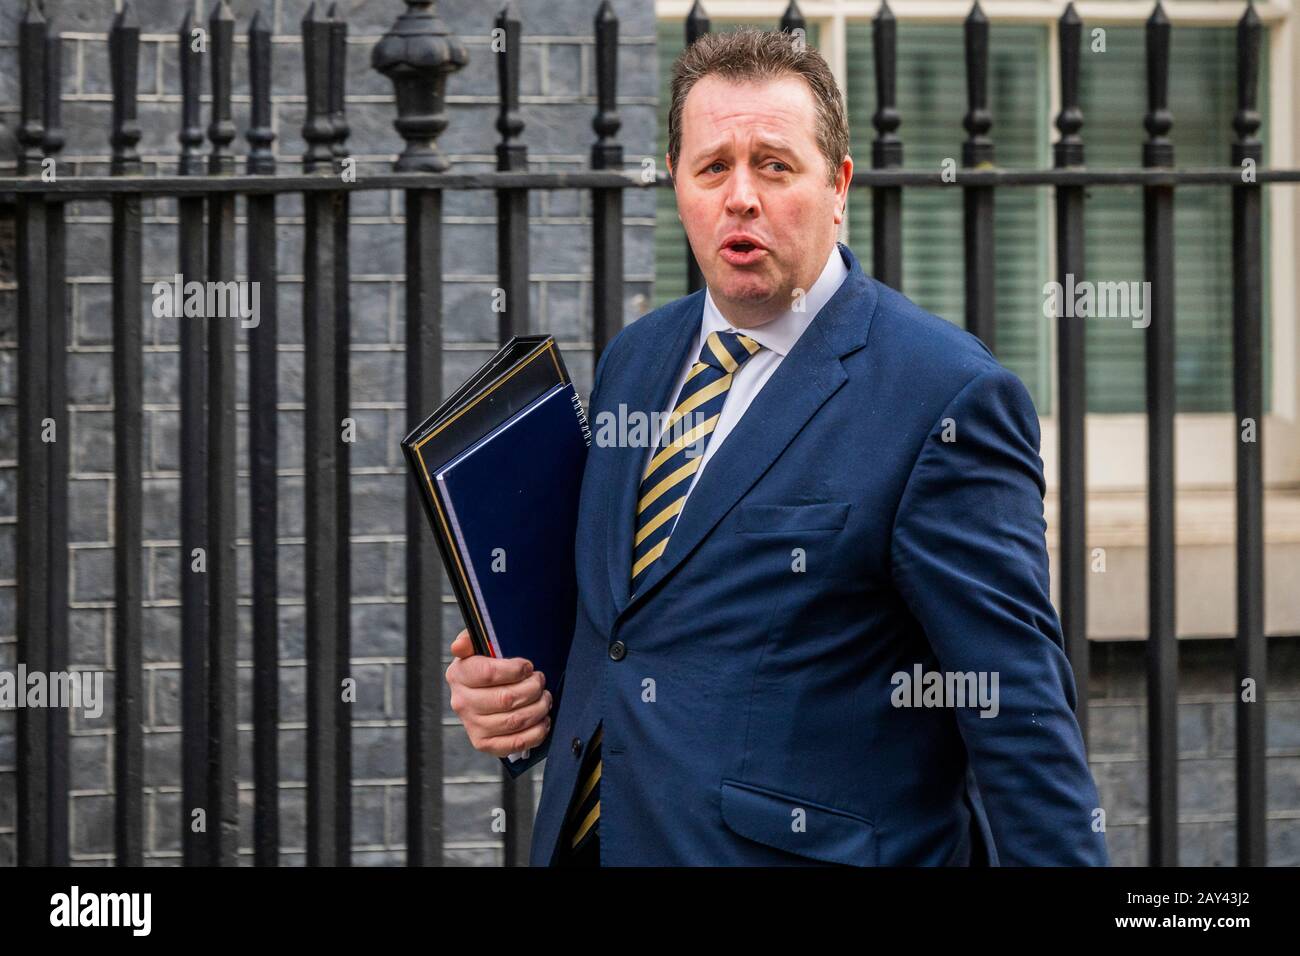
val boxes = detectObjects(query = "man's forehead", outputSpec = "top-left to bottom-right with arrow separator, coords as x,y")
681,75 -> 817,152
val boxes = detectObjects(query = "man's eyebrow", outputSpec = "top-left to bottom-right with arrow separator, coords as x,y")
689,136 -> 799,158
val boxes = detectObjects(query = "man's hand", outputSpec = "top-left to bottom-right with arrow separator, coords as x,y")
446,627 -> 553,758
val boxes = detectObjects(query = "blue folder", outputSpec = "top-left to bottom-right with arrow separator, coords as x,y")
402,337 -> 590,774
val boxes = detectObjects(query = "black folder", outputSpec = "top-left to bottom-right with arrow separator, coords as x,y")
401,336 -> 591,774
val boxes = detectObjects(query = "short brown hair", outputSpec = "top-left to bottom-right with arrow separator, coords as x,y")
667,27 -> 850,187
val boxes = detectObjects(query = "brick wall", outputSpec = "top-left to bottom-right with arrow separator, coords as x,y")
0,0 -> 656,865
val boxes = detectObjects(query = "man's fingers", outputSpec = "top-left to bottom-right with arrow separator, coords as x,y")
454,670 -> 546,717
449,628 -> 475,659
479,688 -> 554,739
479,713 -> 553,758
456,652 -> 537,688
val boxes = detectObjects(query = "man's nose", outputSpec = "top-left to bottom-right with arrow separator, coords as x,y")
723,163 -> 760,217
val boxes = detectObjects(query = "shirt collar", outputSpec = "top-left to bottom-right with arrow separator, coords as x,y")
699,242 -> 849,357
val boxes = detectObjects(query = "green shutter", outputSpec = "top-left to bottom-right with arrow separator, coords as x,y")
1076,26 -> 1271,413
845,22 -> 1051,411
654,19 -> 1269,416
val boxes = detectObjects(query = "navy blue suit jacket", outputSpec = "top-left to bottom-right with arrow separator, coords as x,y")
508,240 -> 1109,867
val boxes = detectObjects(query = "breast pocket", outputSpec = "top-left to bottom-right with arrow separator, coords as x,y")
736,501 -> 850,535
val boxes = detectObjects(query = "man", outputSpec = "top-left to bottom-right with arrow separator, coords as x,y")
446,28 -> 1108,867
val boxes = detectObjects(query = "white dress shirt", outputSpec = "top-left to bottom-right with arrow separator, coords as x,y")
642,243 -> 850,508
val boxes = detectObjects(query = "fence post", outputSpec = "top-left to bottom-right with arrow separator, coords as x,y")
495,1 -> 529,345
246,8 -> 281,868
42,20 -> 70,868
1143,1 -> 1178,868
963,2 -> 996,350
177,5 -> 212,869
871,1 -> 902,290
373,0 -> 467,867
302,0 -> 343,867
591,0 -> 623,366
109,1 -> 145,867
204,0 -> 239,868
326,0 -> 354,865
1053,1 -> 1090,746
15,0 -> 50,869
1232,0 -> 1267,868
682,1 -> 709,294
493,1 -> 536,869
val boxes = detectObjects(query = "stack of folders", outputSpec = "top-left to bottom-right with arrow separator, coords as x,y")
401,335 -> 592,771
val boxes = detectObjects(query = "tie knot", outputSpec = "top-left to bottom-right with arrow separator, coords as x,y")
699,330 -> 762,374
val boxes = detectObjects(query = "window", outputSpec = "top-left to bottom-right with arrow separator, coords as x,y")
653,4 -> 1281,423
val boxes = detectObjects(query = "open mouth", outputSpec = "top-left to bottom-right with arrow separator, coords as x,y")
728,241 -> 757,252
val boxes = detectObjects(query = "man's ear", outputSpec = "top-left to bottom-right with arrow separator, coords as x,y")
665,151 -> 675,186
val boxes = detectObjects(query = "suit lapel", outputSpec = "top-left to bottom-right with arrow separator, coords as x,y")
608,241 -> 878,623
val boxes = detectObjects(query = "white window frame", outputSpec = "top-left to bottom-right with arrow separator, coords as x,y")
654,0 -> 1300,494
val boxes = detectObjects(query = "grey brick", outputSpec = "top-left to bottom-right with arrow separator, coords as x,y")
349,281 -> 393,345
444,780 -> 503,843
1266,755 -> 1300,811
143,350 -> 180,406
1103,823 -> 1141,867
74,670 -> 113,732
142,605 -> 181,665
144,727 -> 180,788
69,477 -> 110,544
351,601 -> 404,658
0,769 -> 12,827
72,793 -> 115,856
69,608 -> 108,667
152,667 -> 181,727
75,282 -> 114,347
1178,701 -> 1211,756
351,540 -> 389,599
70,732 -> 110,792
546,42 -> 583,97
351,724 -> 403,778
344,409 -> 391,468
1091,759 -> 1146,821
1268,816 -> 1300,866
1210,700 -> 1235,755
68,352 -> 112,406
350,472 -> 404,536
71,410 -> 113,476
350,662 -> 388,721
280,664 -> 306,722
1269,699 -> 1300,750
151,790 -> 182,854
1177,757 -> 1236,815
72,546 -> 114,602
352,784 -> 387,846
141,477 -> 181,542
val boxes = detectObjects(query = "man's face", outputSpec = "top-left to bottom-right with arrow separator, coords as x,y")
667,73 -> 852,328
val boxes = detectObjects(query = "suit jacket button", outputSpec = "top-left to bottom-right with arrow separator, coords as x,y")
571,737 -> 583,758
608,640 -> 626,661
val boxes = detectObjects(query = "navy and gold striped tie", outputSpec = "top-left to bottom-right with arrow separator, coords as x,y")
560,329 -> 763,864
633,329 -> 763,592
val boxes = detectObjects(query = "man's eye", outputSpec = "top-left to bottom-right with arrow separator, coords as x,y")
768,161 -> 789,172
707,161 -> 725,174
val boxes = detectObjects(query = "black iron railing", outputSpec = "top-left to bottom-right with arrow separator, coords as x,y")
5,0 -> 1296,867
